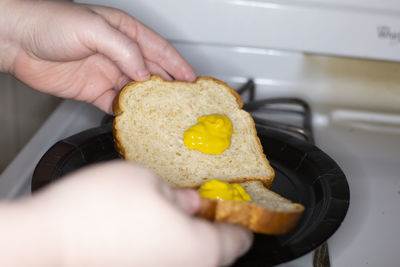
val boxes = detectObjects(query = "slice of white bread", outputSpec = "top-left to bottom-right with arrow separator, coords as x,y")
113,75 -> 304,234
197,181 -> 304,234
113,75 -> 275,188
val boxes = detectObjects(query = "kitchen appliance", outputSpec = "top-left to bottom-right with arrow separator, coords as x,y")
29,82 -> 350,266
1,0 -> 400,266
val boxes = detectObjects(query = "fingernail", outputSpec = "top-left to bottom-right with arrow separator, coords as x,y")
185,72 -> 197,82
176,189 -> 201,215
137,69 -> 150,80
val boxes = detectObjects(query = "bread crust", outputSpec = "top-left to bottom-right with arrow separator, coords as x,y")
112,75 -> 244,114
112,75 -> 275,187
113,75 -> 302,234
197,197 -> 304,235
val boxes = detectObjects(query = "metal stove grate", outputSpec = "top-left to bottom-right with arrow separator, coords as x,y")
238,80 -> 314,144
237,80 -> 329,267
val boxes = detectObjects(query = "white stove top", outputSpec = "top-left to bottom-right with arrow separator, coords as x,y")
1,42 -> 400,266
314,111 -> 400,267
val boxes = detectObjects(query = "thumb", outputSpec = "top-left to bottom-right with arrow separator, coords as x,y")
169,188 -> 202,215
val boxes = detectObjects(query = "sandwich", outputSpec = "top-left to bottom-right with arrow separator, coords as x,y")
113,75 -> 304,234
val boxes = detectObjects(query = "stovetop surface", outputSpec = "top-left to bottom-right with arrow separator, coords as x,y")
1,42 -> 400,266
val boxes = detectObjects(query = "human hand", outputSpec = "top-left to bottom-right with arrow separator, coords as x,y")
17,161 -> 252,267
0,0 -> 196,113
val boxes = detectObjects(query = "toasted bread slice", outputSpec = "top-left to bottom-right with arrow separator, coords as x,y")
196,181 -> 304,234
113,75 -> 275,188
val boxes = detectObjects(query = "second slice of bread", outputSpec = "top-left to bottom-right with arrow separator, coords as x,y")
113,76 -> 275,188
197,181 -> 304,234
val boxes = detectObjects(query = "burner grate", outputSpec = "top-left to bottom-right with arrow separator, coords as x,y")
237,79 -> 329,267
238,80 -> 314,144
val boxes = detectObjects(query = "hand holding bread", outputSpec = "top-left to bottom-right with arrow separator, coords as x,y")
10,161 -> 251,267
0,0 -> 195,114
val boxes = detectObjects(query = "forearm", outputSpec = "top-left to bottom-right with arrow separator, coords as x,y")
0,199 -> 60,267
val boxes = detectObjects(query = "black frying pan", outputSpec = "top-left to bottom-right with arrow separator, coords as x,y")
32,123 -> 349,266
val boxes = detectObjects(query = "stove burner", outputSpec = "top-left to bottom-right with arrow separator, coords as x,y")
238,80 -> 314,144
237,80 -> 329,267
98,79 -> 337,267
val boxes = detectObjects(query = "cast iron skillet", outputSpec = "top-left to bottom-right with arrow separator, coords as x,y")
31,123 -> 350,266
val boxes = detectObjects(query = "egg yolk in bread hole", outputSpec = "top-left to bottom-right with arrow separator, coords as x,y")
183,114 -> 237,155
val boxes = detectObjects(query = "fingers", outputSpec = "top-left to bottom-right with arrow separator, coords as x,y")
193,221 -> 253,266
91,89 -> 117,114
86,18 -> 151,82
156,181 -> 202,215
156,180 -> 253,265
214,224 -> 253,266
145,60 -> 173,81
173,189 -> 202,215
136,27 -> 196,82
163,184 -> 254,265
87,5 -> 196,82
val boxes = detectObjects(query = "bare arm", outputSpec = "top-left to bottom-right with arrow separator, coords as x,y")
0,162 -> 252,266
0,0 -> 196,113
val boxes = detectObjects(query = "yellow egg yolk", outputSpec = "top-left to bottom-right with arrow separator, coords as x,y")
183,114 -> 234,154
199,179 -> 251,202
